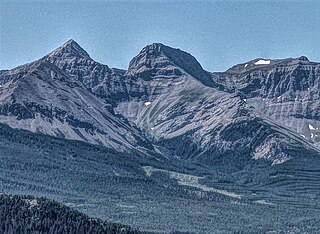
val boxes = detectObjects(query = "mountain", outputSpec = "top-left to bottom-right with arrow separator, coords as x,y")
114,44 -> 320,171
0,41 -> 152,151
1,39 -> 320,233
126,43 -> 213,87
1,39 -> 320,174
43,40 -> 129,103
212,56 -> 320,146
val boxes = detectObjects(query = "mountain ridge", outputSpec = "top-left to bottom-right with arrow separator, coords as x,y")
1,39 -> 318,76
1,39 -> 319,158
1,39 -> 320,233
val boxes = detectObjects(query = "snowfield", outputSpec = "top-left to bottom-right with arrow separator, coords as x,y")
254,59 -> 271,65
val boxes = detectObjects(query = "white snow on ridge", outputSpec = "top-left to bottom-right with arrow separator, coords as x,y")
144,101 -> 152,107
254,59 -> 271,65
309,124 -> 316,130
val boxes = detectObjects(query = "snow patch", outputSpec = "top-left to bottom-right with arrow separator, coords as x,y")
254,59 -> 271,65
309,124 -> 316,130
144,101 -> 152,107
300,134 -> 306,138
244,64 -> 248,68
150,127 -> 155,131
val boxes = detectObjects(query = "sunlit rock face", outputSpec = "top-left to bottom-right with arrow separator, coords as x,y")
114,46 -> 320,169
212,56 -> 320,145
0,42 -> 152,151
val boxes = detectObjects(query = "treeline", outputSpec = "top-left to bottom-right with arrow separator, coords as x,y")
0,193 -> 149,234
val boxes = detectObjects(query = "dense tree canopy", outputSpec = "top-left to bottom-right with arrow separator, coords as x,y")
0,193 -> 148,234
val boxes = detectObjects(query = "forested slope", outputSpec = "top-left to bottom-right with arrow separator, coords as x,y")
0,193 -> 148,234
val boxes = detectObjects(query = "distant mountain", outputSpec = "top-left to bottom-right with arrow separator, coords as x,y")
115,45 -> 320,170
43,40 -> 129,102
126,43 -> 213,87
1,39 -> 320,168
0,41 -> 152,151
212,56 -> 320,146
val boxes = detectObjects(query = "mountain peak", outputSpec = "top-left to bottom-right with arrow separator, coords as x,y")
46,39 -> 91,59
139,43 -> 168,53
298,56 -> 309,61
127,43 -> 213,87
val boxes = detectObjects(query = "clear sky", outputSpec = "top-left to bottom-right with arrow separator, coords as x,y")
0,0 -> 319,72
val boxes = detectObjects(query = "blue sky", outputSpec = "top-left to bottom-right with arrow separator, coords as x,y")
1,0 -> 319,72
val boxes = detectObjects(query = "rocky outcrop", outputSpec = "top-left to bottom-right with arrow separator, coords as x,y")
212,57 -> 320,144
0,59 -> 153,151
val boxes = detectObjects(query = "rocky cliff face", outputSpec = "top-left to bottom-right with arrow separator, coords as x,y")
44,39 -> 129,103
0,39 -> 319,170
115,48 -> 319,170
212,56 -> 320,145
127,43 -> 213,86
0,48 -> 152,151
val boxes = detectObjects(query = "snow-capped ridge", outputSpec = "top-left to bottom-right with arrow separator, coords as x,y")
225,55 -> 317,74
254,59 -> 271,65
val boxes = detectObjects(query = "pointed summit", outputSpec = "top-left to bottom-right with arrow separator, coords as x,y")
46,39 -> 91,59
127,43 -> 213,87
